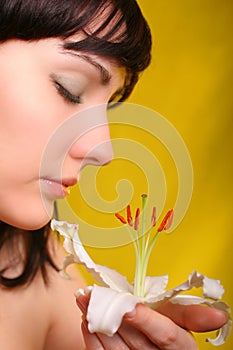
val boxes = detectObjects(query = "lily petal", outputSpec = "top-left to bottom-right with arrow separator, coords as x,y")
86,284 -> 141,336
60,254 -> 76,279
144,275 -> 169,299
146,271 -> 224,305
203,276 -> 225,300
51,219 -> 132,292
205,301 -> 232,346
169,295 -> 206,305
51,219 -> 78,256
95,265 -> 133,293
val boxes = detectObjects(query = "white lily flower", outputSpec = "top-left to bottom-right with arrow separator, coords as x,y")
51,195 -> 231,346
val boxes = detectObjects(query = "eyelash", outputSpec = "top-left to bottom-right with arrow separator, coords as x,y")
54,81 -> 82,105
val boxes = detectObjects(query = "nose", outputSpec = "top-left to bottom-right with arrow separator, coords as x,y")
69,124 -> 113,167
67,104 -> 113,167
40,104 -> 113,182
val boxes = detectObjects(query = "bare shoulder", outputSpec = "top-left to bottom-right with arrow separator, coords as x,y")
0,234 -> 85,350
0,270 -> 51,349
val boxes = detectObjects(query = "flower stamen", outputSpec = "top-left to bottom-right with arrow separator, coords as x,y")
151,206 -> 156,227
115,213 -> 127,224
157,209 -> 174,232
115,196 -> 174,297
127,205 -> 133,226
134,208 -> 140,230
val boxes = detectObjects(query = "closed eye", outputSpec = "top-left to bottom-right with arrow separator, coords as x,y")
53,81 -> 82,105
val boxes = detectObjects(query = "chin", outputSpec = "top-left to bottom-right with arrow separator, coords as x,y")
1,202 -> 53,231
20,215 -> 51,231
2,213 -> 51,231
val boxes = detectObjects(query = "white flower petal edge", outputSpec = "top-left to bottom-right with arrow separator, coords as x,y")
51,219 -> 232,345
83,285 -> 142,336
51,219 -> 132,292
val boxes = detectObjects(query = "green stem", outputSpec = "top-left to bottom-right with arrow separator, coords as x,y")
134,229 -> 142,296
134,245 -> 141,296
139,194 -> 148,295
127,226 -> 139,255
127,226 -> 141,296
140,231 -> 162,295
140,227 -> 153,296
144,227 -> 153,255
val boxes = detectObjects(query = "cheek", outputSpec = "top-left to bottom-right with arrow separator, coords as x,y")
0,74 -> 72,176
0,78 -> 67,228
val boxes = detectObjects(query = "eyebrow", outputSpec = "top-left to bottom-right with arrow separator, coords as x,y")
62,50 -> 112,85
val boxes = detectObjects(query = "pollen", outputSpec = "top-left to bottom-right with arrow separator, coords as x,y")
127,205 -> 133,226
115,213 -> 127,224
134,208 -> 140,230
151,206 -> 156,227
157,209 -> 174,232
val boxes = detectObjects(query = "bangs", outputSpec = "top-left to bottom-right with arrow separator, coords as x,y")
63,1 -> 151,71
63,0 -> 152,101
0,0 -> 152,100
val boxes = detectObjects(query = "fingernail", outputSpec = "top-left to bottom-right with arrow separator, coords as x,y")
215,309 -> 228,323
124,308 -> 136,320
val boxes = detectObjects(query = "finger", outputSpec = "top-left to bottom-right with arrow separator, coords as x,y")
81,320 -> 104,350
82,319 -> 130,350
119,322 -> 159,350
97,331 -> 130,350
124,304 -> 197,350
76,294 -> 90,314
157,301 -> 227,332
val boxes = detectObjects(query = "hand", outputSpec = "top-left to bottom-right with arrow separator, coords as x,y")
77,295 -> 226,349
156,300 -> 227,332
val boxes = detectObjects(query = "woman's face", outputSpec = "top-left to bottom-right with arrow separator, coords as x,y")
0,39 -> 124,229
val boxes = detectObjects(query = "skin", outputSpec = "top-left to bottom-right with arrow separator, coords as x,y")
0,39 -> 123,229
0,39 -> 227,349
77,294 -> 227,350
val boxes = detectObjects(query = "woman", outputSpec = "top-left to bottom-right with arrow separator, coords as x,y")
0,1 -> 226,349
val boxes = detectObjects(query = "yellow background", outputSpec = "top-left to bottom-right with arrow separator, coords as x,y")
59,1 -> 233,348
132,2 -> 233,347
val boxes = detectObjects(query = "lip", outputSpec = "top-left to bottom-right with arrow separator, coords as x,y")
40,178 -> 77,199
61,178 -> 77,187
